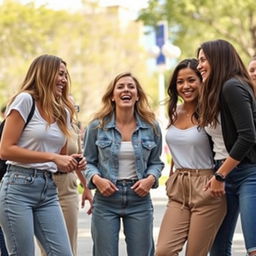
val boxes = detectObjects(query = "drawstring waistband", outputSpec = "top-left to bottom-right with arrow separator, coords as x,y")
175,168 -> 213,209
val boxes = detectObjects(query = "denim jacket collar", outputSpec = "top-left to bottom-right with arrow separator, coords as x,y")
104,112 -> 151,130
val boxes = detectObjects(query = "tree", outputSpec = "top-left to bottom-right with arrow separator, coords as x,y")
0,0 -> 157,123
139,0 -> 256,62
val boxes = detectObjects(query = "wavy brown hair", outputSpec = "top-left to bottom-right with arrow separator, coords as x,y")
197,39 -> 255,127
9,54 -> 75,136
93,72 -> 156,129
167,58 -> 202,127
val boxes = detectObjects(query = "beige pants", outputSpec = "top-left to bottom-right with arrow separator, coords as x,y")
156,169 -> 227,256
39,172 -> 79,256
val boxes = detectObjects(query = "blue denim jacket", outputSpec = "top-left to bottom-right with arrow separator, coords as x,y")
83,113 -> 164,189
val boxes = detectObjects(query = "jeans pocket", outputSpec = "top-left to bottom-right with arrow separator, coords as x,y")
9,173 -> 35,185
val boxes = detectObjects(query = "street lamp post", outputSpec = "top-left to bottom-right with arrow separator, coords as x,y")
151,21 -> 181,128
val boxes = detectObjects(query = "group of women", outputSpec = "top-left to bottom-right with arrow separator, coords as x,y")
0,39 -> 256,256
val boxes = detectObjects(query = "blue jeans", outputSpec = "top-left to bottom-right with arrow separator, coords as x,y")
0,226 -> 8,256
0,165 -> 73,256
91,179 -> 154,256
210,163 -> 256,256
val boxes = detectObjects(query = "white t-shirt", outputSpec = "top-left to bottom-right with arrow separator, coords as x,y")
204,116 -> 229,161
6,92 -> 69,172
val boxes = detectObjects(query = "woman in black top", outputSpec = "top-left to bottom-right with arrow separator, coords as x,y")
197,39 -> 256,256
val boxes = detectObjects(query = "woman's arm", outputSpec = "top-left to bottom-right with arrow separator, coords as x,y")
75,170 -> 93,214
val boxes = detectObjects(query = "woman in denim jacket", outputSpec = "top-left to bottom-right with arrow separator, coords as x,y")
83,72 -> 164,256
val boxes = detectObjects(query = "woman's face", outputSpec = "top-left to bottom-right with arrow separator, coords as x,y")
176,67 -> 201,104
248,60 -> 256,85
112,76 -> 139,110
197,49 -> 211,82
55,62 -> 68,97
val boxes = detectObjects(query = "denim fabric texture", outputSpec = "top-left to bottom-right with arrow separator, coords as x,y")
83,113 -> 164,189
92,180 -> 154,256
210,162 -> 256,256
83,113 -> 164,256
0,226 -> 8,256
0,165 -> 73,256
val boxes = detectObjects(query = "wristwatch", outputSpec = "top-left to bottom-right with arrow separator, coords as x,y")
214,172 -> 226,182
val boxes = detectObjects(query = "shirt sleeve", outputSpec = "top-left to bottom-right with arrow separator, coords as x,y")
83,120 -> 102,189
222,80 -> 256,161
6,92 -> 34,123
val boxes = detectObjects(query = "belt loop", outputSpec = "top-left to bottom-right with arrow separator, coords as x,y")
34,169 -> 37,177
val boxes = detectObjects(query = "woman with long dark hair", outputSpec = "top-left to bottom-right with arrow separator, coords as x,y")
156,59 -> 226,256
197,39 -> 256,256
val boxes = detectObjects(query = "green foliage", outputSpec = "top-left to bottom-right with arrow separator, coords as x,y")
139,0 -> 256,63
0,0 -> 157,124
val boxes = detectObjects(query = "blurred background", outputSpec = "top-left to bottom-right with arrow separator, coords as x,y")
0,0 -> 255,125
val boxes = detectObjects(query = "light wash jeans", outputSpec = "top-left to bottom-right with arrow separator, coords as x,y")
92,179 -> 154,256
210,163 -> 256,256
0,165 -> 73,256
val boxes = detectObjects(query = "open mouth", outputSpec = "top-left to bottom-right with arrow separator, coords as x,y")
183,92 -> 193,97
121,95 -> 132,101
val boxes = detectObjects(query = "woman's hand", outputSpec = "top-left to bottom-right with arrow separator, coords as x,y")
81,187 -> 93,215
92,175 -> 118,197
54,154 -> 78,172
204,176 -> 225,197
131,175 -> 155,197
71,153 -> 86,171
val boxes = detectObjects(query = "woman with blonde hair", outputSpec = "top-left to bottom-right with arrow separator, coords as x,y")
0,54 -> 86,255
83,72 -> 164,256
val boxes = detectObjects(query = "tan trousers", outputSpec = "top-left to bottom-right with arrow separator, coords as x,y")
40,172 -> 79,256
156,169 -> 227,256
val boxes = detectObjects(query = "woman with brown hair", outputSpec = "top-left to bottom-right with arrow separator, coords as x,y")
156,59 -> 226,256
197,39 -> 256,256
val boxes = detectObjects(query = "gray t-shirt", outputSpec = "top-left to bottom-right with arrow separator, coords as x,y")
6,92 -> 68,172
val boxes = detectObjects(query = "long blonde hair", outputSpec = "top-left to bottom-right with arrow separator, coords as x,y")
9,54 -> 75,136
93,72 -> 156,128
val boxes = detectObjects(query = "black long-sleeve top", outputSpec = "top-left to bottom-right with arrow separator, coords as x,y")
220,78 -> 256,163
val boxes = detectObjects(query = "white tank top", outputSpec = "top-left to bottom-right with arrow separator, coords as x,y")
166,125 -> 214,169
118,141 -> 137,180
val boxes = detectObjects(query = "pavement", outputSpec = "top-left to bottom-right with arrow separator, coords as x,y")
35,185 -> 246,256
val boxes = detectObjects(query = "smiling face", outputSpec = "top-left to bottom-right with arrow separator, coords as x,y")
55,62 -> 68,97
176,67 -> 201,104
248,59 -> 256,85
112,76 -> 139,110
197,49 -> 211,82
